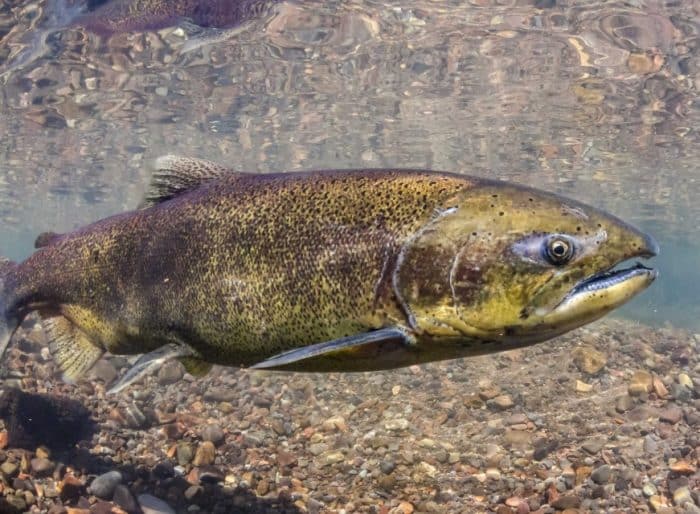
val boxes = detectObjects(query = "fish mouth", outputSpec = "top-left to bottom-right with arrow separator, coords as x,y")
565,261 -> 658,301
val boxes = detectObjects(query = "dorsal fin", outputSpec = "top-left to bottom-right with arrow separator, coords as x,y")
34,231 -> 63,248
143,155 -> 237,207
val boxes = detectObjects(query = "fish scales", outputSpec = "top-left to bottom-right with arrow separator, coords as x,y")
10,170 -> 469,365
0,157 -> 658,390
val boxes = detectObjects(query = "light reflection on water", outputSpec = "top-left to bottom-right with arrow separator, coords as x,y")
0,0 -> 698,328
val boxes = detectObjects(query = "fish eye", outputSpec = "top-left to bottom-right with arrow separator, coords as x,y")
544,236 -> 574,265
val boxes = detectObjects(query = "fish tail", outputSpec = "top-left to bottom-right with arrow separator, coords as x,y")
0,256 -> 20,360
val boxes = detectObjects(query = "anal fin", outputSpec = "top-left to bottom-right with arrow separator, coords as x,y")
44,316 -> 104,383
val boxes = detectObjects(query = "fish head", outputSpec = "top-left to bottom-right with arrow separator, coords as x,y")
396,179 -> 658,346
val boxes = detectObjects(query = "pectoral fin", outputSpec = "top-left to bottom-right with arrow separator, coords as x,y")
251,327 -> 416,372
44,316 -> 104,383
107,343 -> 197,394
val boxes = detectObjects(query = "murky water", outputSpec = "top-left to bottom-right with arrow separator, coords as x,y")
0,0 -> 698,329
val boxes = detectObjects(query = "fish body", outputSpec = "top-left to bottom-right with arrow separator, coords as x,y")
75,0 -> 281,35
0,157 -> 658,390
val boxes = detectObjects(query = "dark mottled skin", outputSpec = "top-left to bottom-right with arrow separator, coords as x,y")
76,0 -> 281,34
8,170 -> 470,367
2,166 -> 657,374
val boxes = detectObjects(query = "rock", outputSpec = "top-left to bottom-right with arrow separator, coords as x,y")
90,360 -> 118,385
157,360 -> 184,386
615,395 -> 634,413
652,376 -> 668,397
1,461 -> 18,477
672,486 -> 693,507
193,441 -> 216,467
184,485 -> 202,501
649,495 -> 668,512
113,485 -> 138,513
678,373 -> 693,389
321,415 -> 347,432
629,370 -> 653,396
591,464 -> 612,484
575,380 -> 593,392
668,460 -> 696,474
319,451 -> 344,466
30,457 -> 54,476
138,494 -> 176,514
659,406 -> 683,424
643,483 -> 658,497
572,347 -> 607,374
200,424 -> 225,446
203,387 -> 236,403
276,450 -> 297,467
413,461 -> 438,482
550,494 -> 581,510
581,438 -> 605,454
176,443 -> 194,466
88,470 -> 122,500
380,460 -> 396,474
384,418 -> 409,431
488,394 -> 514,410
2,495 -> 27,513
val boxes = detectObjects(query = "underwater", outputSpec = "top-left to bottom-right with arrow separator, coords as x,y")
0,0 -> 698,513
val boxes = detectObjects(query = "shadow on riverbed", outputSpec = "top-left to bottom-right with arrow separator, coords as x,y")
0,388 -> 304,513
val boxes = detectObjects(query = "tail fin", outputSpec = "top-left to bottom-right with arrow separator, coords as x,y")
0,257 -> 20,359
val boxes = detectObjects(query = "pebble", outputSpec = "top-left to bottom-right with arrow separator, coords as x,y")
157,360 -> 184,385
1,461 -> 18,477
643,482 -> 658,497
30,457 -> 54,476
90,360 -> 118,385
629,370 -> 653,396
193,442 -> 216,466
113,485 -> 138,513
138,494 -> 176,514
200,424 -> 225,446
384,418 -> 409,431
659,406 -> 683,424
668,460 -> 696,474
575,380 -> 593,392
380,460 -> 396,474
672,486 -> 693,507
89,470 -> 122,499
615,394 -> 634,413
202,387 -> 236,403
319,451 -> 344,466
550,494 -> 581,509
581,438 -> 605,454
177,443 -> 194,466
590,464 -> 612,484
649,495 -> 668,512
572,346 -> 607,374
678,373 -> 693,389
488,394 -> 515,410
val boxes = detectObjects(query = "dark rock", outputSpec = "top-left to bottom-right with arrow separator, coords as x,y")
0,495 -> 27,514
30,457 -> 54,476
88,470 -> 122,500
113,484 -> 138,513
380,460 -> 396,474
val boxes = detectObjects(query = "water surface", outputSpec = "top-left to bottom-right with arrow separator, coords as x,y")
0,0 -> 698,329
